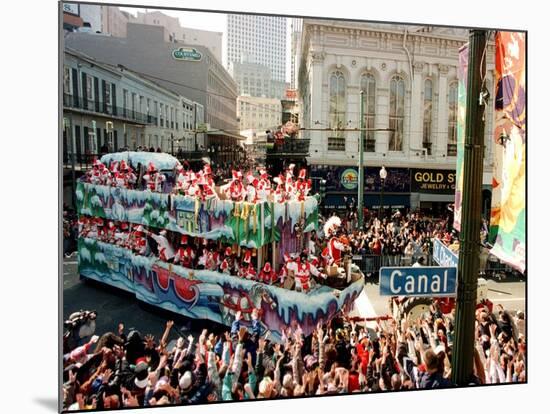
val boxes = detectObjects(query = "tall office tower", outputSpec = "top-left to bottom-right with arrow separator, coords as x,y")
290,18 -> 303,90
226,14 -> 287,83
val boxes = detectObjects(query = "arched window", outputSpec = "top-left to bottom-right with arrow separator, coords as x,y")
447,81 -> 458,156
360,73 -> 376,152
423,79 -> 433,154
389,75 -> 405,151
328,71 -> 346,151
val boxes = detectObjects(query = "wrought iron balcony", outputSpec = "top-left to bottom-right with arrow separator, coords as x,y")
266,138 -> 311,156
63,93 -> 159,126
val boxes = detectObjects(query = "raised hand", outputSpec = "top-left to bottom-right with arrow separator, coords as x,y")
144,334 -> 155,350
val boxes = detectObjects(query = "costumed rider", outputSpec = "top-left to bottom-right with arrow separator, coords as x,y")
296,169 -> 312,202
246,172 -> 259,203
146,229 -> 175,262
285,163 -> 296,201
143,162 -> 166,192
324,216 -> 350,275
259,261 -> 277,284
226,170 -> 246,202
273,174 -> 286,203
174,235 -> 195,268
219,246 -> 233,275
257,168 -> 271,202
294,251 -> 326,292
201,164 -> 218,200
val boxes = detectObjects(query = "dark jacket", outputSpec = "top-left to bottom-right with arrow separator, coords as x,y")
418,371 -> 453,389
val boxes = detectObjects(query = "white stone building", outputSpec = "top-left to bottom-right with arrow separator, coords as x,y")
297,20 -> 496,211
237,96 -> 282,133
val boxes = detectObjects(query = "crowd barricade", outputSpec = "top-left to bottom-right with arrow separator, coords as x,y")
484,253 -> 525,280
351,252 -> 433,283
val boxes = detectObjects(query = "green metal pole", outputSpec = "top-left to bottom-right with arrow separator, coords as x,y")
358,90 -> 365,229
451,29 -> 487,386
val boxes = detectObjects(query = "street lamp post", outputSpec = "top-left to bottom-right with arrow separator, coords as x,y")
358,90 -> 365,229
451,29 -> 487,386
379,166 -> 387,219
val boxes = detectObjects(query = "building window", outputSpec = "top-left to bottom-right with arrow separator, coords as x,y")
123,89 -> 128,117
171,107 -> 175,129
131,93 -> 137,119
175,108 -> 179,130
160,103 -> 164,127
86,75 -> 93,105
423,79 -> 433,155
328,71 -> 346,151
104,81 -> 112,114
447,81 -> 458,156
389,75 -> 405,151
360,73 -> 376,152
63,66 -> 71,95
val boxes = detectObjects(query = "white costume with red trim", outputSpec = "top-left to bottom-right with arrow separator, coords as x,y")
328,237 -> 346,265
295,260 -> 320,292
149,232 -> 175,261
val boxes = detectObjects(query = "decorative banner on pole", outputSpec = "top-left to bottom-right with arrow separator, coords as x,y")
453,44 -> 469,231
489,32 -> 526,273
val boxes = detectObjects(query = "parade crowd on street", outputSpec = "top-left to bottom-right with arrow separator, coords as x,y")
62,298 -> 526,410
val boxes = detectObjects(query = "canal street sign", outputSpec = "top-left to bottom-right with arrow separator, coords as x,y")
432,238 -> 459,267
172,47 -> 202,61
379,266 -> 457,297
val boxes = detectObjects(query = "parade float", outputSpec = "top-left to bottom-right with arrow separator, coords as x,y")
75,152 -> 364,341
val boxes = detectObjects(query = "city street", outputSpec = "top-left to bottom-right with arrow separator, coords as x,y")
64,255 -> 525,338
62,257 -> 212,342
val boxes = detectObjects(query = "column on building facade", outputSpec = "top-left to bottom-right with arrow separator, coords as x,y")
346,84 -> 360,157
375,86 -> 389,154
310,51 -> 325,157
435,64 -> 449,156
409,62 -> 424,152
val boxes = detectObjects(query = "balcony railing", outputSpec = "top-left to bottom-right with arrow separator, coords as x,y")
63,93 -> 159,126
327,137 -> 345,152
266,138 -> 311,156
447,143 -> 457,156
364,138 -> 376,153
423,141 -> 432,155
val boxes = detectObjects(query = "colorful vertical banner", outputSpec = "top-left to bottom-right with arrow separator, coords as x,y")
453,44 -> 469,231
489,32 -> 526,273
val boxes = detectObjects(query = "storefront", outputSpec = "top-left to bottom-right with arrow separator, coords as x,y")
312,165 -> 462,215
409,168 -> 456,213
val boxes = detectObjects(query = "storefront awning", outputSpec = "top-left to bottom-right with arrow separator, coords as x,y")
418,193 -> 455,202
322,194 -> 410,209
207,130 -> 246,141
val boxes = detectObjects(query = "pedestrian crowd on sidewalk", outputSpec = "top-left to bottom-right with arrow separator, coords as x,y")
62,296 -> 526,410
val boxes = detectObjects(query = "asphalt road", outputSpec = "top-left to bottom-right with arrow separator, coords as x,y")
63,256 -> 526,340
62,257 -> 217,343
363,275 -> 526,317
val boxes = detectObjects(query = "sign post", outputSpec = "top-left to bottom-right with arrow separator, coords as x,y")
358,90 -> 365,229
451,30 -> 487,386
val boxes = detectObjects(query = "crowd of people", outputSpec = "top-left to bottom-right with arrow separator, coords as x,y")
78,214 -> 347,292
62,295 -> 526,410
80,158 -> 313,204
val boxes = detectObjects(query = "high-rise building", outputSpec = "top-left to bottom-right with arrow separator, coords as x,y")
290,18 -> 303,89
226,14 -> 287,83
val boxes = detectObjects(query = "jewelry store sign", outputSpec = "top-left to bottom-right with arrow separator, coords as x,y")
410,169 -> 456,194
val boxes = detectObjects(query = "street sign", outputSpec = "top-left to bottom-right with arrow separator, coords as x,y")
379,266 -> 457,297
432,238 -> 459,267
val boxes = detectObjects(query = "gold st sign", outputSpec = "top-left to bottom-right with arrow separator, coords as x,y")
411,169 -> 456,194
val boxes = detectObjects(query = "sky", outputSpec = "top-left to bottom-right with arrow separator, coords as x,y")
119,6 -> 293,82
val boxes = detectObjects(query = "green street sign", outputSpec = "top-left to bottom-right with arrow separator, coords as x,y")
172,47 -> 202,61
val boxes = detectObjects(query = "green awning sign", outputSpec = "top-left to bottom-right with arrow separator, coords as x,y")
172,47 -> 202,61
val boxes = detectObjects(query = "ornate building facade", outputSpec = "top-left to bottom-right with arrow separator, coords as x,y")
297,20 -> 496,211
